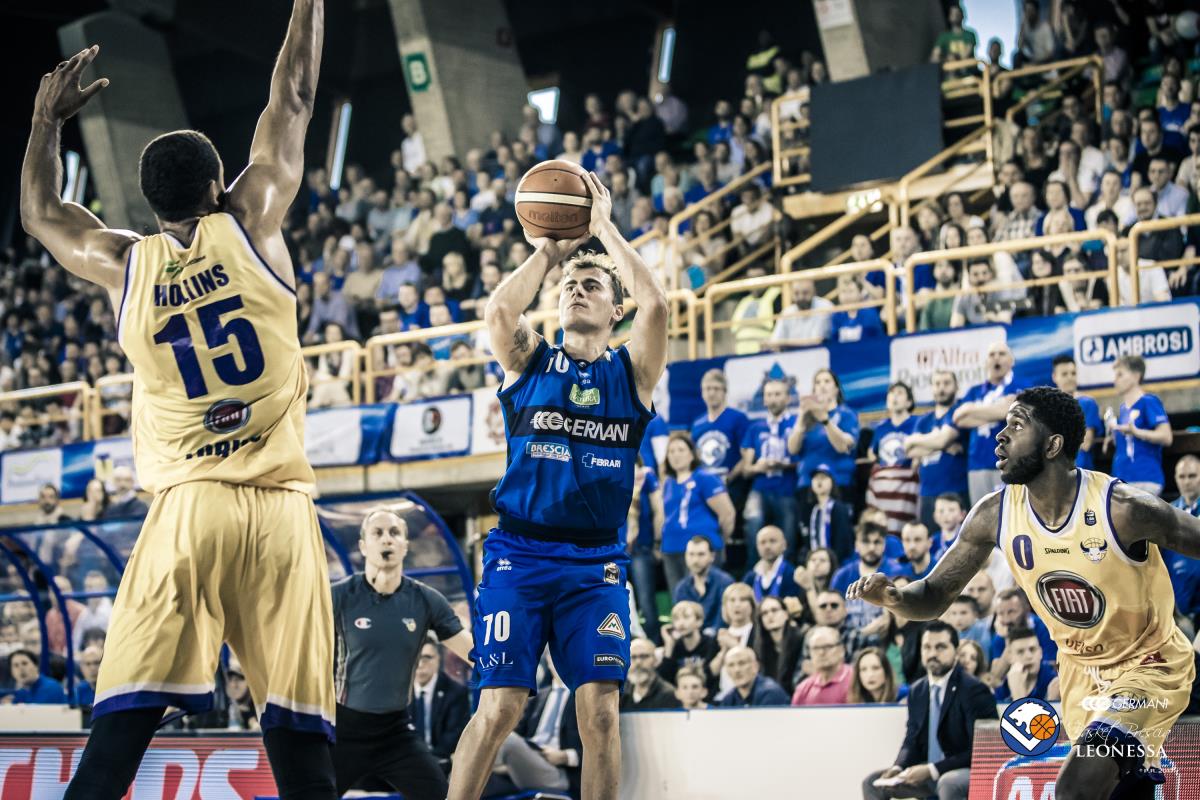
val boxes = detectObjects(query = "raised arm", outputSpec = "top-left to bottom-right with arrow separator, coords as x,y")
226,0 -> 324,239
847,491 -> 1000,619
582,172 -> 669,408
486,237 -> 581,383
1111,482 -> 1200,559
20,45 -> 134,290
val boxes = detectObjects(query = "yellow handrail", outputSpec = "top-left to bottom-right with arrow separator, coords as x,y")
0,381 -> 95,442
1000,55 -> 1103,125
771,90 -> 812,188
701,258 -> 895,357
779,201 -> 884,285
301,340 -> 364,405
1126,214 -> 1200,306
89,375 -> 133,440
897,124 -> 993,229
901,229 -> 1119,332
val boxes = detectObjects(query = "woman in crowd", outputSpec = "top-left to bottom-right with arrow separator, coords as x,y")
753,595 -> 806,695
1058,253 -> 1109,311
957,639 -> 990,682
941,191 -> 983,235
939,222 -> 966,252
827,275 -> 884,344
788,368 -> 860,494
847,646 -> 900,704
1019,248 -> 1066,317
79,478 -> 109,522
680,210 -> 728,285
913,204 -> 944,251
713,582 -> 758,696
660,432 -> 736,590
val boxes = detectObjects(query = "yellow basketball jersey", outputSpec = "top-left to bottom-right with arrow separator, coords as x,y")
998,469 -> 1179,666
118,212 -> 314,495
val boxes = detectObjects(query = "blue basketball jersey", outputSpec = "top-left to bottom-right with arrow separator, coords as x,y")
494,340 -> 653,545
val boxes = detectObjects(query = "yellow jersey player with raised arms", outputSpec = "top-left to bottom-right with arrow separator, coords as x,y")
850,386 -> 1198,800
19,3 -> 337,799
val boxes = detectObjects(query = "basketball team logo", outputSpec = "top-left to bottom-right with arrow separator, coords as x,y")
1001,697 -> 1060,756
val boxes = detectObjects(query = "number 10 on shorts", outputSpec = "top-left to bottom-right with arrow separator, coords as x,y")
482,611 -> 510,645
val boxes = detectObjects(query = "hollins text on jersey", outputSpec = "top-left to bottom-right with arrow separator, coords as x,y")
118,212 -> 313,495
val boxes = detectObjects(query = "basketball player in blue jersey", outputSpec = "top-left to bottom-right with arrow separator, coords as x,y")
21,3 -> 336,799
447,172 -> 668,800
850,387 -> 1199,799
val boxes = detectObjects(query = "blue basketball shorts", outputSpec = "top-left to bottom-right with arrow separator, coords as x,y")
470,528 -> 632,692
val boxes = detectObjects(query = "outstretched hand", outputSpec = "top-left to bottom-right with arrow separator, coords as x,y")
580,170 -> 612,235
845,572 -> 902,608
35,45 -> 108,124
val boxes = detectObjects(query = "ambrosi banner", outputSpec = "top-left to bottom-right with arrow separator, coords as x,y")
1073,301 -> 1200,387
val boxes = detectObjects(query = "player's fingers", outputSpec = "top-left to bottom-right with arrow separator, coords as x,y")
79,78 -> 109,103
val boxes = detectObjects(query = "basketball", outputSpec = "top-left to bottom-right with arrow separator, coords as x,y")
514,159 -> 592,240
1029,714 -> 1057,740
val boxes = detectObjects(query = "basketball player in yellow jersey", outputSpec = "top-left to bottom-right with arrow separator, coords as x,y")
850,386 -> 1199,800
20,4 -> 336,799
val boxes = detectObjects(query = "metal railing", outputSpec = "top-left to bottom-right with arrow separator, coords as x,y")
1127,214 -> 1200,306
0,381 -> 94,442
89,375 -> 133,439
770,91 -> 811,189
302,339 -> 364,406
702,259 -> 895,358
897,124 -> 994,230
901,229 -> 1120,332
666,162 -> 777,292
999,55 -> 1103,126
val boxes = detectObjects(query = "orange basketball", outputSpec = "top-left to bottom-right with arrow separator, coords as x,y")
1029,714 -> 1057,740
515,160 -> 593,240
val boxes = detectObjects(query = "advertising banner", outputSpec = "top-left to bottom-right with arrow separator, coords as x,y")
389,395 -> 472,461
0,735 -> 274,798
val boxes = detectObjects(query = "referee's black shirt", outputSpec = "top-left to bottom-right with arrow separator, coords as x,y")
332,574 -> 464,714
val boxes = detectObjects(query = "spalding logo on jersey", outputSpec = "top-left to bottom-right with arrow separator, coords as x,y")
1035,570 -> 1106,628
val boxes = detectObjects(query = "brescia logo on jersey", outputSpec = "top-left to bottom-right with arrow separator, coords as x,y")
513,406 -> 636,446
1035,570 -> 1106,628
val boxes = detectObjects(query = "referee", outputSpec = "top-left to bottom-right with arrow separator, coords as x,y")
332,507 -> 473,799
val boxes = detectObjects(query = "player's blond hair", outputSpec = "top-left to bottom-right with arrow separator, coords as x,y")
563,251 -> 626,307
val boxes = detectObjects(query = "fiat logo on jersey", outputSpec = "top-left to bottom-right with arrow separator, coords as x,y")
203,399 -> 250,434
1035,570 -> 1106,628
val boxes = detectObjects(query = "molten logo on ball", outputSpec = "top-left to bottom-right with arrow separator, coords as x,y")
1000,697 -> 1060,756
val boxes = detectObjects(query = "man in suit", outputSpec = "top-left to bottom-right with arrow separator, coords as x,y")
862,621 -> 997,800
492,657 -> 581,794
409,639 -> 470,771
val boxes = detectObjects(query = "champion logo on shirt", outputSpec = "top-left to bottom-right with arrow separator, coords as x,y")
354,617 -> 372,630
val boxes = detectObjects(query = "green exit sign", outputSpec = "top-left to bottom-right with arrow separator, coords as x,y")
404,53 -> 431,93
